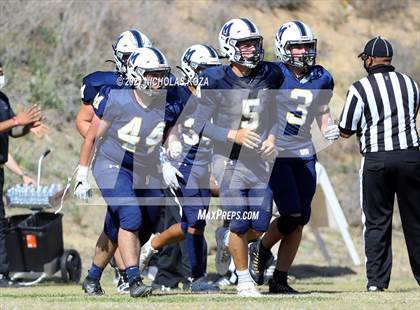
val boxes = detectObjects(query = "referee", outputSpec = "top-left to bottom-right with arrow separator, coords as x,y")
339,36 -> 420,292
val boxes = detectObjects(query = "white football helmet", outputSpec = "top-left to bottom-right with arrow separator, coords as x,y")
180,44 -> 221,83
112,29 -> 153,74
126,47 -> 170,95
275,21 -> 317,68
218,18 -> 264,69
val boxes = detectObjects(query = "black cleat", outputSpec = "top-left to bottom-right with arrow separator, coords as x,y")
249,240 -> 274,285
116,271 -> 130,294
82,276 -> 105,296
0,274 -> 19,288
268,279 -> 299,294
129,278 -> 153,298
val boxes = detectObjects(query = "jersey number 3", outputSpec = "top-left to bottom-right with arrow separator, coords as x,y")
286,89 -> 313,126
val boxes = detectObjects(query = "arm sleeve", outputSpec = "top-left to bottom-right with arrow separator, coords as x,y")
93,86 -> 115,122
316,75 -> 335,116
192,88 -> 230,143
339,84 -> 364,135
80,76 -> 98,104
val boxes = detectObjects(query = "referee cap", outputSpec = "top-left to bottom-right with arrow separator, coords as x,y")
358,36 -> 393,58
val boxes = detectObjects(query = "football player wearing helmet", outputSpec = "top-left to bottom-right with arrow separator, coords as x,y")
191,18 -> 284,297
76,29 -> 152,137
78,47 -> 169,298
249,21 -> 339,294
74,29 -> 153,294
140,44 -> 221,292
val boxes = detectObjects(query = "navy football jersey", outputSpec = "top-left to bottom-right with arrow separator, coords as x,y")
165,85 -> 212,165
80,71 -> 121,105
93,86 -> 166,169
275,63 -> 334,157
192,62 -> 284,160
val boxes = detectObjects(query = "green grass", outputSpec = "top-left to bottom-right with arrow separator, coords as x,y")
1,276 -> 419,310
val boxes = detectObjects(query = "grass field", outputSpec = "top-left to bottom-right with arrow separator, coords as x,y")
1,275 -> 419,310
2,225 -> 419,310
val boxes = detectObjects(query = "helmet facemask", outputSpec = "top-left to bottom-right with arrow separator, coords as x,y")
129,66 -> 171,96
112,43 -> 132,74
229,36 -> 264,69
282,40 -> 317,69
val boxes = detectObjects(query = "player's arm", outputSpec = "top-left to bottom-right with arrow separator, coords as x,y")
193,91 -> 261,149
76,77 -> 97,137
76,103 -> 94,138
338,85 -> 364,139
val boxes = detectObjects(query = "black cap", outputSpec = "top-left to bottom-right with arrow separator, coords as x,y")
358,36 -> 393,58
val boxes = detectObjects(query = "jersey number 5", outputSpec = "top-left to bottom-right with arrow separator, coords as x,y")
241,98 -> 260,130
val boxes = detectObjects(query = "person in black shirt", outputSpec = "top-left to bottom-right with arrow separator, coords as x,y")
0,61 -> 46,287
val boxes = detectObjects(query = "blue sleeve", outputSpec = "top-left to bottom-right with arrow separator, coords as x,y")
93,86 -> 113,121
192,89 -> 229,143
80,75 -> 99,104
165,87 -> 183,126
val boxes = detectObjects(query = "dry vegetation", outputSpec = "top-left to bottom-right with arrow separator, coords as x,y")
0,0 -> 419,236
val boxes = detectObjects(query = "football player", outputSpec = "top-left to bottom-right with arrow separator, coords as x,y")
191,18 -> 284,297
248,21 -> 339,293
74,29 -> 152,294
140,44 -> 221,292
78,47 -> 169,298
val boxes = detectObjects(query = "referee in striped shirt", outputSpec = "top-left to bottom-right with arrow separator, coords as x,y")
339,36 -> 420,292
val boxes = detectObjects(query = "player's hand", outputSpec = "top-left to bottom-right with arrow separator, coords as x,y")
15,105 -> 42,125
30,121 -> 50,137
167,140 -> 183,160
233,128 -> 261,149
74,165 -> 91,200
260,137 -> 277,163
22,175 -> 36,186
323,123 -> 340,141
162,162 -> 183,190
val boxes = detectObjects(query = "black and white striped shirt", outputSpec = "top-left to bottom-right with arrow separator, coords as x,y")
339,65 -> 419,154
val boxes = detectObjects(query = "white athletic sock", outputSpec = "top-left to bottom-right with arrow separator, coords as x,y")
223,230 -> 230,247
236,269 -> 253,285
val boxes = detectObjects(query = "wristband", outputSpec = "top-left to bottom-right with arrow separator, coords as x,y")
12,116 -> 20,126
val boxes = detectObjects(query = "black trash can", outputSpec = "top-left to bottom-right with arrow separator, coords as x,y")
16,212 -> 64,272
6,214 -> 30,272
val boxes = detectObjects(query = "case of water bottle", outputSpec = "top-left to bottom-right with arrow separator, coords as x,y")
6,184 -> 64,209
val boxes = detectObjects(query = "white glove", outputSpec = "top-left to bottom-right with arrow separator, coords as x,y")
167,140 -> 183,160
323,123 -> 340,141
162,162 -> 184,191
74,165 -> 91,200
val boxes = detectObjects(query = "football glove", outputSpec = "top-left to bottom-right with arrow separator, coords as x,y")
162,162 -> 183,191
74,165 -> 92,200
167,140 -> 183,160
323,123 -> 340,141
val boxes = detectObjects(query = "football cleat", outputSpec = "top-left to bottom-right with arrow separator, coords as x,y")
236,282 -> 262,297
116,271 -> 130,294
129,278 -> 153,298
249,240 -> 274,285
268,279 -> 299,294
185,277 -> 220,293
82,276 -> 105,296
